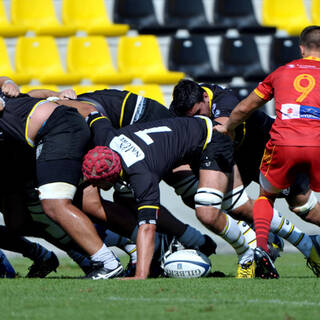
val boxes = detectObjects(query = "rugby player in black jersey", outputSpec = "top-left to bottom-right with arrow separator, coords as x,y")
0,87 -> 128,279
58,86 -> 314,278
82,115 -> 258,279
170,79 -> 320,278
0,84 -> 218,278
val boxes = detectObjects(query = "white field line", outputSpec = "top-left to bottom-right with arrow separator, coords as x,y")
105,296 -> 320,307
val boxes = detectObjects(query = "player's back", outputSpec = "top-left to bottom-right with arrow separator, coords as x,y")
106,116 -> 210,177
256,57 -> 320,146
0,93 -> 43,144
77,89 -> 173,128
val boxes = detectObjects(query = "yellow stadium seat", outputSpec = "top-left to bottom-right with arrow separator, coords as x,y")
0,0 -> 26,37
118,35 -> 185,84
0,38 -> 30,85
123,84 -> 166,105
16,36 -> 82,85
62,0 -> 129,36
11,0 -> 76,37
20,85 -> 59,94
67,36 -> 133,85
73,84 -> 108,95
262,0 -> 311,35
312,0 -> 320,24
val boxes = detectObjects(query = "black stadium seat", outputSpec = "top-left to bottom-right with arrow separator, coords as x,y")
218,35 -> 268,82
229,83 -> 268,113
163,0 -> 226,34
168,35 -> 232,83
269,36 -> 301,72
113,0 -> 175,35
229,83 -> 257,101
213,0 -> 276,35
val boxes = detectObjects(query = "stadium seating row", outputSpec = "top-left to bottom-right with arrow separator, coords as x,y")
0,0 -> 319,37
169,34 -> 301,83
0,35 -> 184,86
0,34 -> 300,86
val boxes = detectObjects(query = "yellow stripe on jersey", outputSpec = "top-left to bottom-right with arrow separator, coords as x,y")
25,100 -> 47,147
88,115 -> 108,127
194,115 -> 213,151
138,205 -> 160,211
254,88 -> 266,99
119,92 -> 132,128
304,56 -> 320,62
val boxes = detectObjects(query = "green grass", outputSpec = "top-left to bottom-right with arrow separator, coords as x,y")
0,253 -> 319,320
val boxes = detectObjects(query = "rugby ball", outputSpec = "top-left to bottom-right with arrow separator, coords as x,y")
162,249 -> 211,278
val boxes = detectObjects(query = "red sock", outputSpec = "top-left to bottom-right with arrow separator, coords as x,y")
253,196 -> 274,252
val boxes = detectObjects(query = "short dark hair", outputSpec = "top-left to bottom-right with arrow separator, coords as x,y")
300,25 -> 320,49
169,79 -> 204,116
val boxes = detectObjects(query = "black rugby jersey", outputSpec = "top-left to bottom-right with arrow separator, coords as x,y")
200,83 -> 239,119
100,116 -> 233,209
0,92 -> 44,146
77,89 -> 173,128
200,83 -> 275,185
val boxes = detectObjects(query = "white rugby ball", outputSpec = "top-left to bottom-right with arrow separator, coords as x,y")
162,249 -> 211,278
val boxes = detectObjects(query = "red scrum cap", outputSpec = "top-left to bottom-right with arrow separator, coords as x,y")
82,146 -> 121,183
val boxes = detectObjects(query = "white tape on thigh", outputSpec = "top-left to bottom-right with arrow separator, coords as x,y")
194,188 -> 224,209
290,191 -> 317,215
222,185 -> 249,211
38,182 -> 77,200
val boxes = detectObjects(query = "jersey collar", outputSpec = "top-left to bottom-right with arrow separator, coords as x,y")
304,56 -> 320,62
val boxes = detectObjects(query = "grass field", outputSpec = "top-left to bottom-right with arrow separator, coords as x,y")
0,253 -> 319,320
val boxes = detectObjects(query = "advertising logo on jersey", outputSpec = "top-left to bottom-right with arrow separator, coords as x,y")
110,134 -> 145,167
281,103 -> 320,120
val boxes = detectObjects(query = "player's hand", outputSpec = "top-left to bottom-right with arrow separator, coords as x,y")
1,80 -> 20,97
213,123 -> 235,140
58,89 -> 77,100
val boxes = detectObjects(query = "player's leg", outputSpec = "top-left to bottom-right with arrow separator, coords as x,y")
195,168 -> 255,278
0,225 -> 58,278
285,174 -> 320,226
36,106 -> 122,279
111,185 -> 217,256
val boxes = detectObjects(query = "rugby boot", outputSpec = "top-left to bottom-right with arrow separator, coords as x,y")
254,246 -> 279,279
27,251 -> 59,278
306,235 -> 320,277
236,260 -> 255,279
84,261 -> 124,280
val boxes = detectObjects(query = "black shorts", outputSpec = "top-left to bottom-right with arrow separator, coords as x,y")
192,130 -> 234,174
0,139 -> 36,194
35,105 -> 90,187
